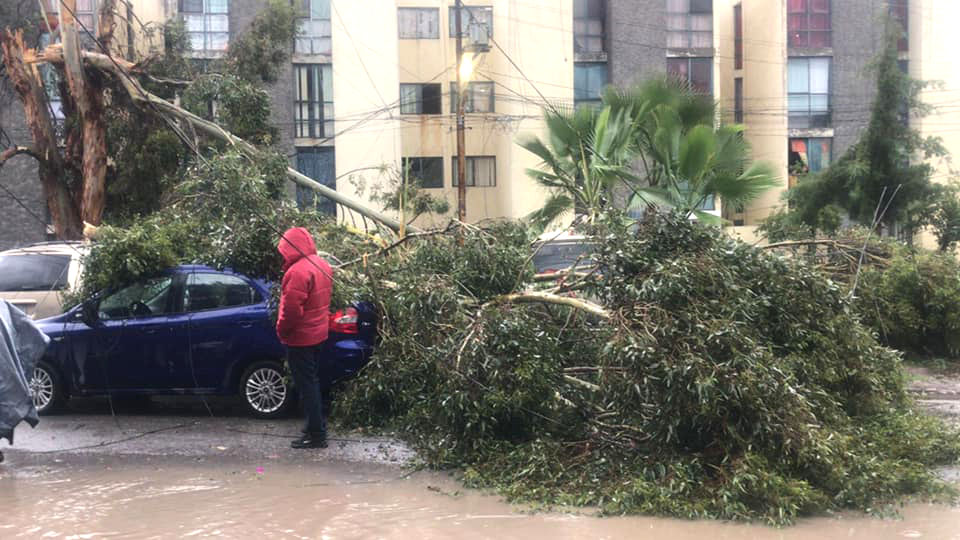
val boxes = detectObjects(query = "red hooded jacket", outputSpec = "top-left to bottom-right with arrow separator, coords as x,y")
276,227 -> 333,347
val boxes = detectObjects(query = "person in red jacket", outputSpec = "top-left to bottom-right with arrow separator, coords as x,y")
277,227 -> 334,449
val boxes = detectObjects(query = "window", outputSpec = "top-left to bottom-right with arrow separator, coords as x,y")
666,0 -> 713,49
402,157 -> 444,189
37,55 -> 65,136
889,0 -> 908,52
296,147 -> 336,216
788,0 -> 830,48
574,63 -> 607,107
398,7 -> 439,39
181,0 -> 229,54
46,0 -> 97,31
400,84 -> 442,114
0,254 -> 71,291
295,64 -> 334,138
667,57 -> 712,95
734,77 -> 743,123
98,276 -> 175,320
294,0 -> 331,55
452,156 -> 496,187
448,6 -> 492,38
450,81 -> 494,113
788,57 -> 830,128
184,273 -> 260,312
789,138 -> 831,175
733,4 -> 743,69
574,0 -> 605,54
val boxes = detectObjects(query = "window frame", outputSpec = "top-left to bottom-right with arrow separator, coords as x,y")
451,156 -> 496,187
889,0 -> 908,52
666,0 -> 713,50
399,83 -> 443,114
787,57 -> 831,128
98,275 -> 177,321
398,7 -> 440,39
402,156 -> 444,189
667,57 -> 713,96
574,0 -> 605,54
789,137 -> 832,187
788,0 -> 831,48
733,3 -> 743,69
181,0 -> 230,55
448,5 -> 493,38
450,81 -> 495,113
183,272 -> 262,314
294,0 -> 332,55
574,62 -> 608,107
294,63 -> 334,139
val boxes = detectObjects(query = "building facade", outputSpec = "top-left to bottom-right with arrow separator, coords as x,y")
2,1 -> 958,248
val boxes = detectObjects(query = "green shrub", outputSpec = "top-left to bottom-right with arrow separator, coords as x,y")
857,249 -> 960,358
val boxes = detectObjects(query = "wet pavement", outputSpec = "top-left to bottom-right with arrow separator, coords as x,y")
1,381 -> 958,538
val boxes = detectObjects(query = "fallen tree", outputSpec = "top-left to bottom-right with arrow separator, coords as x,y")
330,211 -> 960,524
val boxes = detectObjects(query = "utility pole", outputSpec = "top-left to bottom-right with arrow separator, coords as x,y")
455,0 -> 467,223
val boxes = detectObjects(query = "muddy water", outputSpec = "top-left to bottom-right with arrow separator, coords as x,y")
1,460 -> 958,539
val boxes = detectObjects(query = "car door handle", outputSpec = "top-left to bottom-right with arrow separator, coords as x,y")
142,328 -> 160,335
239,321 -> 254,328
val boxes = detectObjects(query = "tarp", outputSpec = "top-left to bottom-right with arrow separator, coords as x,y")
0,300 -> 49,445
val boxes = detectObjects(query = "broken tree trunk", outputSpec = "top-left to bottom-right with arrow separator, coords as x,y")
0,31 -> 82,239
30,44 -> 413,235
60,0 -> 108,227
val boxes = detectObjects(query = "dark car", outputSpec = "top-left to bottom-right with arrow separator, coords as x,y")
30,265 -> 376,419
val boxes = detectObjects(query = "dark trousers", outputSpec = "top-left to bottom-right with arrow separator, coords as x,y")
288,344 -> 330,437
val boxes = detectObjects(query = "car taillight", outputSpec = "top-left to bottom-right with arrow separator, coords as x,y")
330,307 -> 359,334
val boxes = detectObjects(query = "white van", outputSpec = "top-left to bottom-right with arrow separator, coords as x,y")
0,242 -> 86,319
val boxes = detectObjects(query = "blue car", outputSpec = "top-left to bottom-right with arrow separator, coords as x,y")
30,265 -> 376,419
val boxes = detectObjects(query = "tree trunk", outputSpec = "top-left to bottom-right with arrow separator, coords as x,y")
60,1 -> 108,227
0,30 -> 82,239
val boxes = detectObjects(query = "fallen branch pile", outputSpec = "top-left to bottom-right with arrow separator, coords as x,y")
330,213 -> 960,524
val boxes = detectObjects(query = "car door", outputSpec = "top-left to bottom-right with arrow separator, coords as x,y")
87,274 -> 189,391
183,272 -> 276,391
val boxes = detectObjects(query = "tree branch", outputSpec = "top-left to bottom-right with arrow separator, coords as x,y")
487,291 -> 610,319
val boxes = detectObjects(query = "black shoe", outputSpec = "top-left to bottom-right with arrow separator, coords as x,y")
291,434 -> 327,449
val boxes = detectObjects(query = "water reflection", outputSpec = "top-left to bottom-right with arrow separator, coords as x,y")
1,461 -> 958,539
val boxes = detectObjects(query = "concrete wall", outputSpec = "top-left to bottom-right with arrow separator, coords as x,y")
607,0 -> 665,87
830,0 -> 884,157
0,101 -> 48,250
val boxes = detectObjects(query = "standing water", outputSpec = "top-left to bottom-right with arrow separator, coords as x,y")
2,457 -> 958,539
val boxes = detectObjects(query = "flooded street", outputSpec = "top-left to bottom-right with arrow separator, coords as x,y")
2,456 -> 959,539
1,396 -> 958,539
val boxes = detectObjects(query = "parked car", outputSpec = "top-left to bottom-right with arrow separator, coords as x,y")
0,242 -> 87,319
532,231 -> 596,275
30,265 -> 376,419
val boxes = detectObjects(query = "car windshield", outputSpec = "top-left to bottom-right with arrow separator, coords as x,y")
0,253 -> 71,291
532,241 -> 595,274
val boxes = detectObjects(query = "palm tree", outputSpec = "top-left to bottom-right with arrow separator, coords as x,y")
630,104 -> 780,223
521,77 -> 780,227
518,103 -> 641,232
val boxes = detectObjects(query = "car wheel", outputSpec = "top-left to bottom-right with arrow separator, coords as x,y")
30,361 -> 64,415
239,361 -> 292,419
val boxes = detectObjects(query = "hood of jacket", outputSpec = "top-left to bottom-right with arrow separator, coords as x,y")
278,227 -> 318,271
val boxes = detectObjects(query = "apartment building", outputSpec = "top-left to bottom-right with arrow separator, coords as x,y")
718,0 -> 960,232
4,1 -> 958,248
188,0 -> 579,227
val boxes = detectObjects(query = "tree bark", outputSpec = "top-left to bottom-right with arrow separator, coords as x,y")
0,30 -> 82,239
60,1 -> 108,227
